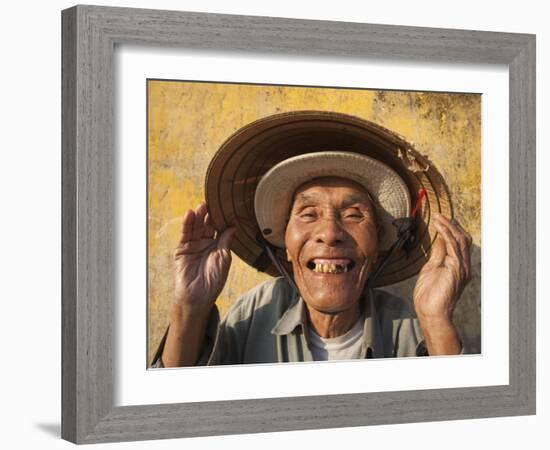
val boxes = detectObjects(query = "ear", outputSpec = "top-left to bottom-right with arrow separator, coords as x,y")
285,248 -> 292,262
376,221 -> 383,236
376,222 -> 385,243
373,224 -> 382,265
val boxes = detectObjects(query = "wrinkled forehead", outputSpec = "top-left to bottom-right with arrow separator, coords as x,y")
291,176 -> 375,208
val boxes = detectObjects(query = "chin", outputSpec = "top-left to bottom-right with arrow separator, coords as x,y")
299,284 -> 364,314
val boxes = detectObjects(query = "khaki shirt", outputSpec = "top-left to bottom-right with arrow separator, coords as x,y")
151,277 -> 430,367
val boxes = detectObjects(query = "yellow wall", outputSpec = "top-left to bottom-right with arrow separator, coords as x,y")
147,80 -> 481,363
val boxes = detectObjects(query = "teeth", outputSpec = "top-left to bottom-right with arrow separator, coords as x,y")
313,262 -> 349,273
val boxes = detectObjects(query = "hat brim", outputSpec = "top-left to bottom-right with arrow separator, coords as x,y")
254,151 -> 411,251
205,111 -> 452,287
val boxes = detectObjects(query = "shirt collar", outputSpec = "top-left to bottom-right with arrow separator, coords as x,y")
270,291 -> 306,335
270,288 -> 383,358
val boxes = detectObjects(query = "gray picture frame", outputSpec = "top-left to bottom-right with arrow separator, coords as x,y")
61,4 -> 536,444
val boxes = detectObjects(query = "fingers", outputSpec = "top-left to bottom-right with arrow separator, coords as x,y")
427,235 -> 446,267
179,209 -> 195,244
202,212 -> 216,239
217,227 -> 237,252
174,238 -> 216,258
179,202 -> 216,244
432,213 -> 472,280
436,214 -> 473,248
178,201 -> 235,250
191,202 -> 208,241
433,217 -> 460,259
435,214 -> 472,269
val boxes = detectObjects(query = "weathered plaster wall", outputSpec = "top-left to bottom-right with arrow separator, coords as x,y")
147,80 -> 481,363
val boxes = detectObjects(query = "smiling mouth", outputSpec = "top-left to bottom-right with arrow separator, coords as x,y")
306,258 -> 356,274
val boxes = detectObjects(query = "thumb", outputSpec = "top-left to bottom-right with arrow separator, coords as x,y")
217,227 -> 237,252
428,236 -> 446,267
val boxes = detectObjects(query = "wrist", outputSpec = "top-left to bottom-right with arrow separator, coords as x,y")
169,301 -> 213,325
416,313 -> 454,328
163,301 -> 213,367
417,316 -> 462,356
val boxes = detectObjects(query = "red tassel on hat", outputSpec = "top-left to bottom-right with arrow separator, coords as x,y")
411,188 -> 427,217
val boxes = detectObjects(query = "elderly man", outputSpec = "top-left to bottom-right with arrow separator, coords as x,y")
152,151 -> 471,367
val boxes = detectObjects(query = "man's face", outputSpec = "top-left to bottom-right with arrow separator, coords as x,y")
284,176 -> 379,314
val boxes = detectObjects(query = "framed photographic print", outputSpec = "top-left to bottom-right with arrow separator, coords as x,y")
62,4 -> 535,444
146,81 -> 482,370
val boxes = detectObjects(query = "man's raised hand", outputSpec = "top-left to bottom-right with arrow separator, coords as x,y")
173,201 -> 236,311
412,213 -> 472,355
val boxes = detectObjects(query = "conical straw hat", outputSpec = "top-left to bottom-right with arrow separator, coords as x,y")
205,110 -> 452,287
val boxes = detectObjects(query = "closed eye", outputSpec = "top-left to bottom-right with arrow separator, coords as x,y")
342,208 -> 365,219
299,212 -> 317,219
295,206 -> 318,220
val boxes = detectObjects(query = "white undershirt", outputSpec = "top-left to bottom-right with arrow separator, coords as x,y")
307,315 -> 365,361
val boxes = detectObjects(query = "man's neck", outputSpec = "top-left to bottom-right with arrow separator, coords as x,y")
305,302 -> 362,339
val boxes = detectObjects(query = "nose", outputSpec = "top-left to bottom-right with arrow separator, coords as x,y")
314,217 -> 346,246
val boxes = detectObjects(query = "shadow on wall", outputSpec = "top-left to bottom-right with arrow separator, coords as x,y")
383,243 -> 481,354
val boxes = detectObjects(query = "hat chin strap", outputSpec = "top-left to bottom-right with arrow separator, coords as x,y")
368,189 -> 426,286
254,215 -> 417,292
254,232 -> 299,293
253,190 -> 425,290
366,216 -> 417,288
253,216 -> 416,293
